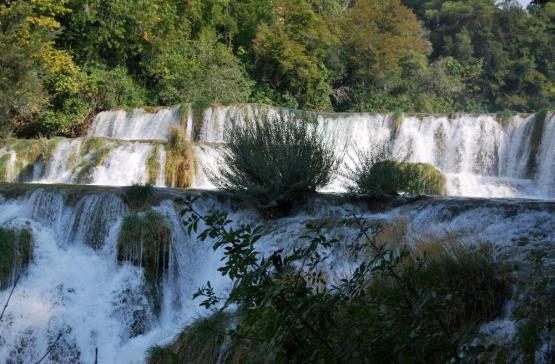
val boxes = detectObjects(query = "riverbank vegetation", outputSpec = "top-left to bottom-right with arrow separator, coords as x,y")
0,0 -> 553,138
149,200 -> 519,363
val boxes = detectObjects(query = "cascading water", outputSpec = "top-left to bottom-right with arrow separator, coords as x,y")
88,106 -> 183,141
196,105 -> 555,199
0,104 -> 553,198
91,144 -> 154,186
0,186 -> 554,363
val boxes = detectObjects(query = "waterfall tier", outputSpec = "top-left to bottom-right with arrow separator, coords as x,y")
0,186 -> 554,363
1,104 -> 554,199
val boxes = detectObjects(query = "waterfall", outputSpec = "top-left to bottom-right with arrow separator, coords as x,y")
191,144 -> 223,189
194,105 -> 555,199
155,147 -> 167,187
1,187 -> 554,363
40,139 -> 82,184
90,144 -> 154,186
88,106 -> 183,141
0,105 -> 553,198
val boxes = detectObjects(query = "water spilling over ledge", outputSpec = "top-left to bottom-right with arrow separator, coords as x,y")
0,184 -> 553,362
0,104 -> 553,199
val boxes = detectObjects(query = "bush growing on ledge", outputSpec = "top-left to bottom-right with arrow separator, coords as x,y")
0,227 -> 33,290
117,209 -> 172,316
123,183 -> 155,211
212,111 -> 338,217
349,157 -> 446,199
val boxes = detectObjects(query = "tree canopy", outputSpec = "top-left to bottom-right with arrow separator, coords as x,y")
0,0 -> 553,137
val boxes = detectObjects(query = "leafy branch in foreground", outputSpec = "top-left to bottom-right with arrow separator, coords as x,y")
161,196 -> 512,363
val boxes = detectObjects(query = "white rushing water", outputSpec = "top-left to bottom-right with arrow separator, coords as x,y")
197,105 -> 555,199
88,106 -> 182,141
1,104 -> 554,198
0,188 -> 554,363
91,144 -> 154,186
0,189 -> 230,363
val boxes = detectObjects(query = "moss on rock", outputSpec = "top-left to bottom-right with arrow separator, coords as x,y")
165,127 -> 195,188
148,311 -> 232,364
117,210 -> 172,315
527,109 -> 549,177
0,227 -> 33,290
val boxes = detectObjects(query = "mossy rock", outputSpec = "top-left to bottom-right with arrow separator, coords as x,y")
527,109 -> 550,178
122,183 -> 155,211
356,161 -> 446,198
0,227 -> 33,290
148,311 -> 232,364
165,127 -> 195,188
117,210 -> 172,316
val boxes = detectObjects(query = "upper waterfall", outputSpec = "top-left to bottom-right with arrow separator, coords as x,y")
0,104 -> 554,199
87,105 -> 184,141
196,104 -> 555,199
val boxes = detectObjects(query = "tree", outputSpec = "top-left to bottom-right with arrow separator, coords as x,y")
252,0 -> 339,110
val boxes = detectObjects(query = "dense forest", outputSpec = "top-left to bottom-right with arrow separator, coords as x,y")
0,0 -> 553,138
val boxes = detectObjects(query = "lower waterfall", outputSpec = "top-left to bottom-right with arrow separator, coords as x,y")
0,186 -> 554,363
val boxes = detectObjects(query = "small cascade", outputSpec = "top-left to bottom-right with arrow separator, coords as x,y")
199,104 -> 261,143
88,106 -> 183,141
91,144 -> 154,186
40,139 -> 82,184
155,147 -> 167,187
0,149 -> 17,182
68,192 -> 128,249
191,144 -> 223,189
28,188 -> 65,225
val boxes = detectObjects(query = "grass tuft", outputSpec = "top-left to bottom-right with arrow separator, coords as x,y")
165,127 -> 195,188
123,183 -> 155,211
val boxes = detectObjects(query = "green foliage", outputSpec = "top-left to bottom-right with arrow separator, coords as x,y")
122,183 -> 155,211
212,111 -> 338,217
1,0 -> 554,138
146,30 -> 253,106
117,209 -> 172,316
348,157 -> 447,199
0,227 -> 33,290
83,65 -> 147,111
170,199 -> 512,363
512,250 -> 555,363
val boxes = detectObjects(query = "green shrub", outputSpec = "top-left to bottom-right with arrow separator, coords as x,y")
83,65 -> 147,111
0,227 -> 33,290
213,111 -> 338,217
117,210 -> 172,316
122,183 -> 155,211
349,157 -> 446,198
